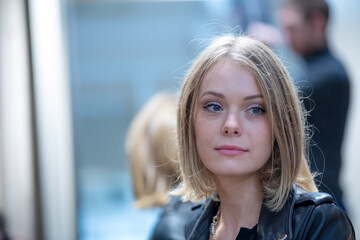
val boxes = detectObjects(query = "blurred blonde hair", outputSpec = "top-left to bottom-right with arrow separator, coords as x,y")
126,93 -> 179,208
176,34 -> 317,211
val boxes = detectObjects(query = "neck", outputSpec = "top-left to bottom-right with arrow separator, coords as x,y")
214,174 -> 263,239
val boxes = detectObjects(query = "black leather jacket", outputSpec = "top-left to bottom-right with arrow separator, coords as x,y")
185,185 -> 355,240
151,196 -> 194,240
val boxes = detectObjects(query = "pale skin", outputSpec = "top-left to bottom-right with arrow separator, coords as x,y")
194,57 -> 273,239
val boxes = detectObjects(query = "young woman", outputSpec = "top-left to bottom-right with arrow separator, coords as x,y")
175,35 -> 355,239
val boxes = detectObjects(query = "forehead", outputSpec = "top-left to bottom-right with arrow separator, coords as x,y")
198,57 -> 262,97
280,5 -> 305,26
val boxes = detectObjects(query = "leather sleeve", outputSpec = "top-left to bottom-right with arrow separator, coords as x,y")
150,196 -> 194,240
293,202 -> 355,240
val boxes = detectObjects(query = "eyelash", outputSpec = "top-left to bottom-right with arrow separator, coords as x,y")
203,102 -> 223,112
248,106 -> 266,115
203,102 -> 266,115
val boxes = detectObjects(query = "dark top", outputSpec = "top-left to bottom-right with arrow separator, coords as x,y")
207,202 -> 257,240
236,225 -> 257,240
150,195 -> 194,240
297,47 -> 350,202
185,184 -> 355,240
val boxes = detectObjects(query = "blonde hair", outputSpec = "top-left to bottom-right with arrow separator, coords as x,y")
176,34 -> 317,211
126,93 -> 179,208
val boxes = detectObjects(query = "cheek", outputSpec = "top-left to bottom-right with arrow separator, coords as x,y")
194,110 -> 214,143
260,125 -> 273,159
194,119 -> 211,147
194,123 -> 207,165
250,121 -> 273,158
194,115 -> 217,162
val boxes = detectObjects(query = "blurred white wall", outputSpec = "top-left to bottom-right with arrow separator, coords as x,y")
28,0 -> 77,239
328,0 -> 360,235
0,0 -> 37,239
0,0 -> 77,239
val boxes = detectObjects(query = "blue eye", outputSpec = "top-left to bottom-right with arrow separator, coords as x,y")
249,106 -> 266,115
203,102 -> 223,112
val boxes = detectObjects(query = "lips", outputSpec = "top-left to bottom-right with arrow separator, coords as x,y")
215,145 -> 248,156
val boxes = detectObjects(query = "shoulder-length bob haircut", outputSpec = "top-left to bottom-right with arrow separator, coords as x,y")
177,34 -> 317,211
126,93 -> 179,208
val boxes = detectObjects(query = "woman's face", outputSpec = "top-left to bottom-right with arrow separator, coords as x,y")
194,57 -> 273,178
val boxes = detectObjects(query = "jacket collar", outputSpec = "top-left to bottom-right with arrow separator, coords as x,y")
187,198 -> 218,240
257,184 -> 297,239
187,185 -> 298,240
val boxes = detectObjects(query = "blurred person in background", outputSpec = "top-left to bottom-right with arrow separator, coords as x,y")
279,0 -> 350,211
126,92 -> 192,240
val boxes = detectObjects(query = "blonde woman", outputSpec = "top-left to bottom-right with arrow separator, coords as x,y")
126,92 -> 192,240
175,35 -> 355,239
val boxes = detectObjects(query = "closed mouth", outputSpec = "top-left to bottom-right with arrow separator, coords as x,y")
215,145 -> 248,155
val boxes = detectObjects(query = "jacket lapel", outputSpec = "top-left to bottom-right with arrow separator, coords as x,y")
187,199 -> 219,240
257,185 -> 296,240
187,185 -> 298,240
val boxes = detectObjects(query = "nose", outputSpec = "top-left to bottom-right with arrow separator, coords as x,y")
222,113 -> 241,136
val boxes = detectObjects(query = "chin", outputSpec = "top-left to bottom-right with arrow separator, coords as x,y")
210,166 -> 259,178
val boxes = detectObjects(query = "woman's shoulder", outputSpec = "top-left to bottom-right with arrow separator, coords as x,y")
293,185 -> 333,206
150,196 -> 197,240
184,198 -> 216,240
292,185 -> 355,239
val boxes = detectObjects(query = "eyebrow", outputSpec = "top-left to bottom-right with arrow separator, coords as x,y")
243,94 -> 263,101
200,91 -> 263,101
200,91 -> 225,99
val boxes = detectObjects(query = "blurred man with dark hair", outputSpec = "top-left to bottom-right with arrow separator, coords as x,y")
279,0 -> 350,211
